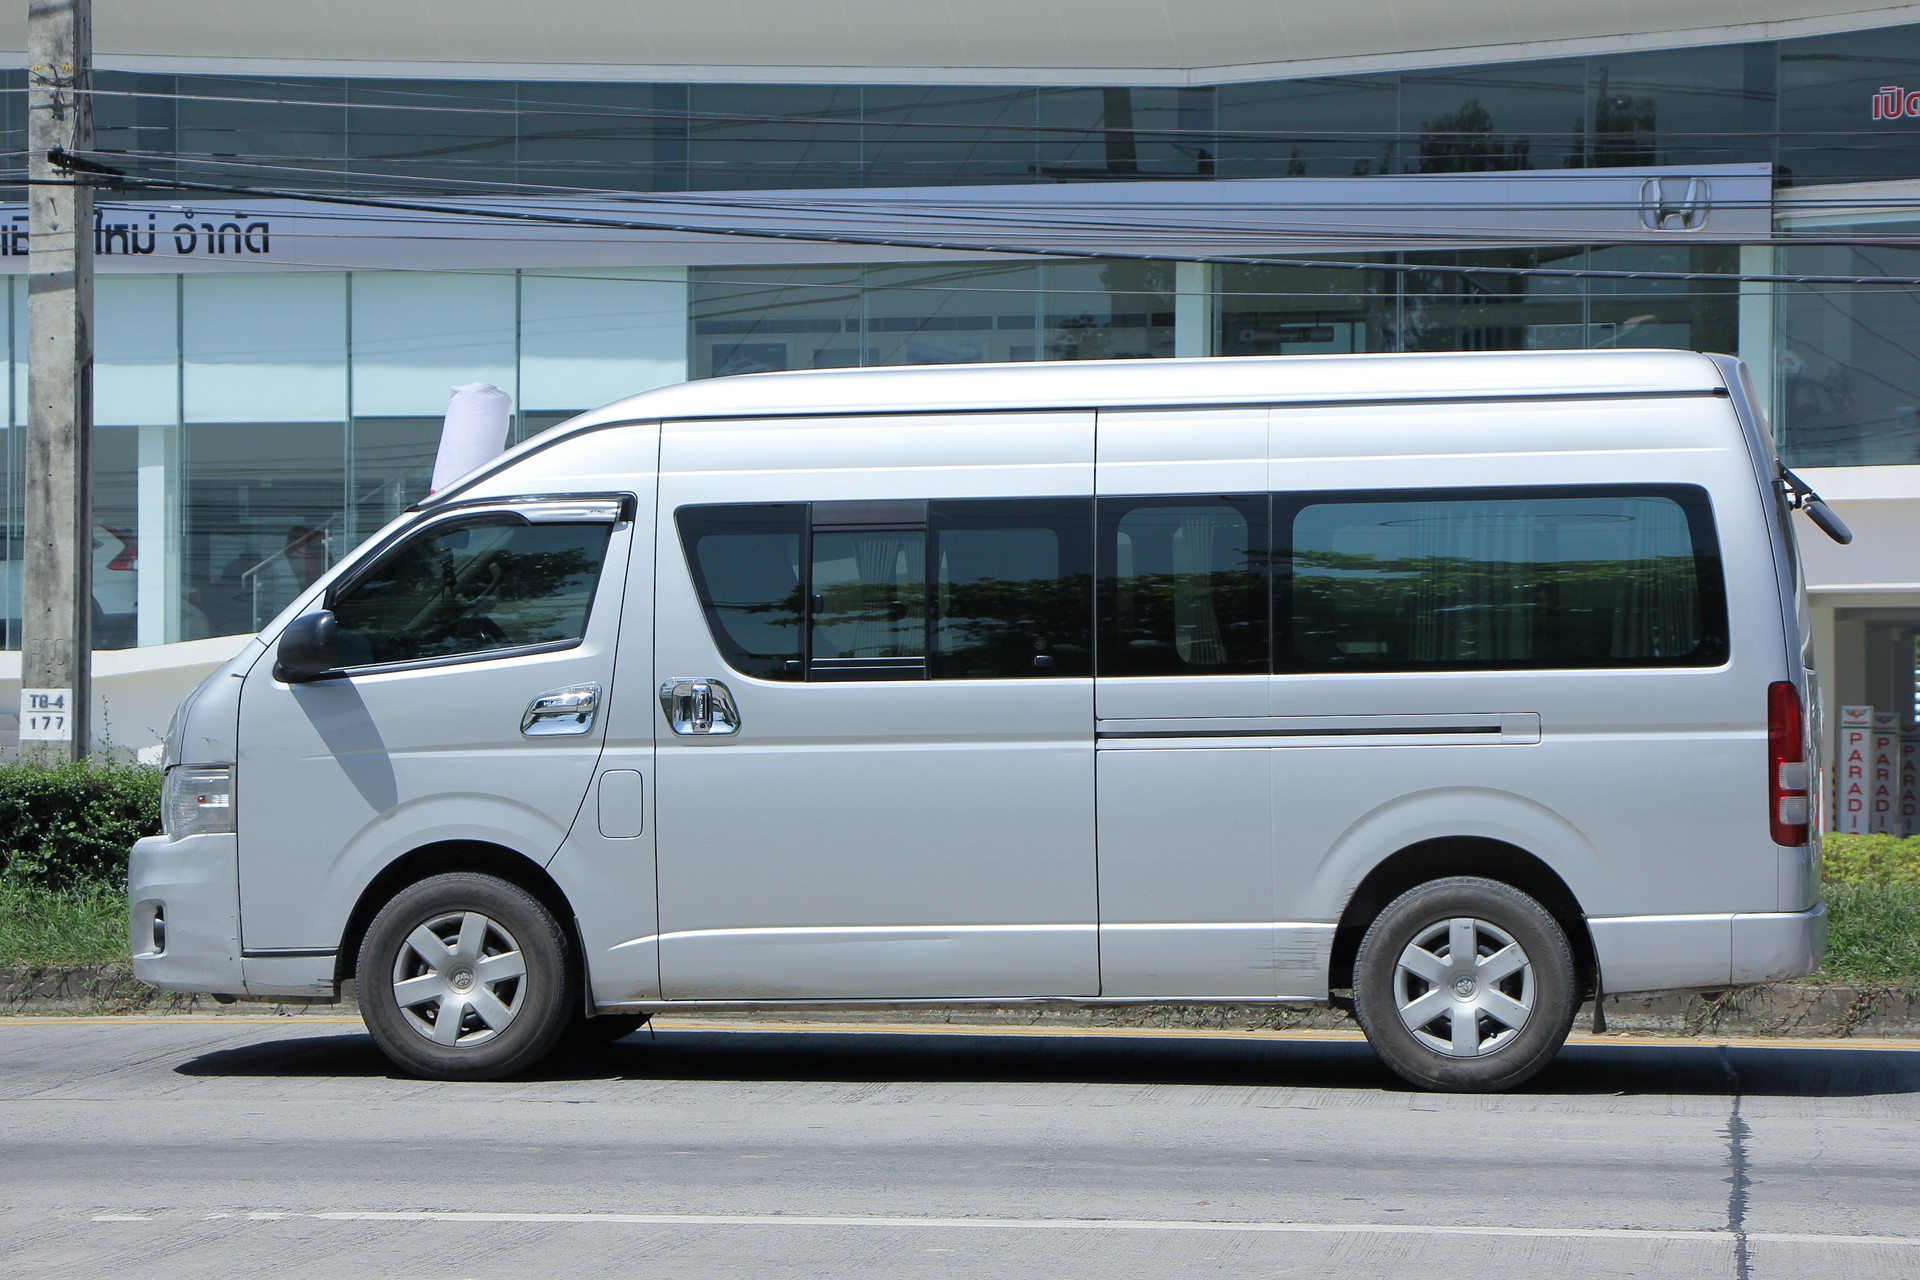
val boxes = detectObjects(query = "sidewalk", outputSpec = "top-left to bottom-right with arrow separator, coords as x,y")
6,964 -> 1919,1038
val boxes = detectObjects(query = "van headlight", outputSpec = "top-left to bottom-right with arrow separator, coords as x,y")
163,766 -> 235,838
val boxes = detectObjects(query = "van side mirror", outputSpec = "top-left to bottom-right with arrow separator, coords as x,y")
1802,497 -> 1854,545
275,610 -> 340,683
1779,467 -> 1854,545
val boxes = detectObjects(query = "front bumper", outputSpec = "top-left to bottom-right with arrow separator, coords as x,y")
1589,902 -> 1828,996
128,833 -> 244,996
129,834 -> 339,1000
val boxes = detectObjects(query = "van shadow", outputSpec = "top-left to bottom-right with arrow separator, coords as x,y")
172,1026 -> 1920,1099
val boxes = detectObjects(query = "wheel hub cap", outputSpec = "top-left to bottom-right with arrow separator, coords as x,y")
389,910 -> 528,1048
1392,916 -> 1535,1059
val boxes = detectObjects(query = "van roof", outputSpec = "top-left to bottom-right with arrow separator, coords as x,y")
561,348 -> 1729,433
428,349 -> 1745,508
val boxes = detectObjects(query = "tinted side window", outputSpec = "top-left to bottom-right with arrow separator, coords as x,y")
810,519 -> 928,679
1098,495 -> 1271,677
679,498 -> 1092,681
329,518 -> 611,667
677,505 -> 806,681
1279,486 -> 1727,672
933,499 -> 1092,678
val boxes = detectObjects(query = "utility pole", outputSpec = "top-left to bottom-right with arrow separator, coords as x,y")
21,0 -> 93,761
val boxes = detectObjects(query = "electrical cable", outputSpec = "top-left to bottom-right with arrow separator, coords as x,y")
28,160 -> 1920,288
49,146 -> 1920,248
18,147 -> 1877,253
65,81 -> 1920,148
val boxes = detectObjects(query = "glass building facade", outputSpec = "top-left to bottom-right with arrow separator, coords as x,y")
7,24 -> 1912,193
0,269 -> 687,649
1775,236 -> 1920,469
4,21 -> 1920,653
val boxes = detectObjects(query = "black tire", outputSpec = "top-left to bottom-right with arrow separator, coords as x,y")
357,872 -> 576,1081
1352,876 -> 1578,1093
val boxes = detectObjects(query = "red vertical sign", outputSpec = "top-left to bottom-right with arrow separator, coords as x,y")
1837,706 -> 1873,835
1871,712 -> 1900,835
1901,732 -> 1920,839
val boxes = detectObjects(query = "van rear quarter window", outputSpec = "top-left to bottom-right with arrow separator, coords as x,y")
1278,485 -> 1728,672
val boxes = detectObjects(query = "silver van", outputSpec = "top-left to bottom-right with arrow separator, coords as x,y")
129,350 -> 1843,1092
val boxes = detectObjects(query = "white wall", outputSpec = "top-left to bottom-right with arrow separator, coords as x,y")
0,635 -> 249,759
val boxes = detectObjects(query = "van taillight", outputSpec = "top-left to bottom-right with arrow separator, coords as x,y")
1769,681 -> 1810,846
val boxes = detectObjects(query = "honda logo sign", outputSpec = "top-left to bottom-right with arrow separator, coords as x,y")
1639,177 -> 1710,232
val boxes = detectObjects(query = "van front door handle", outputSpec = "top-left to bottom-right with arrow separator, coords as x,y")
659,677 -> 741,736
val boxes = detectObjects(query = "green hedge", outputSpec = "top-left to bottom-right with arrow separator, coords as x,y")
1823,833 -> 1920,887
0,760 -> 162,891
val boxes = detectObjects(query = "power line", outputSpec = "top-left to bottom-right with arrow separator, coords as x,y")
34,160 -> 1920,287
39,145 -> 1920,235
0,145 -> 1802,220
60,82 -> 1920,146
27,148 -> 1920,259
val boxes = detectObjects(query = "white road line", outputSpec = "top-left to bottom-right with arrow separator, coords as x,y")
264,1211 -> 1920,1247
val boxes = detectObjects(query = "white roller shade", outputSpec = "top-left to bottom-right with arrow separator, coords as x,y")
520,268 -> 687,412
97,275 -> 180,427
183,274 -> 346,423
351,272 -> 517,417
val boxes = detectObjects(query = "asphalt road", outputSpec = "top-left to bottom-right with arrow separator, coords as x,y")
1,1017 -> 1917,1279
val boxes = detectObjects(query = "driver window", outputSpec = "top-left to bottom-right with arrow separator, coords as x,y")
329,517 -> 613,667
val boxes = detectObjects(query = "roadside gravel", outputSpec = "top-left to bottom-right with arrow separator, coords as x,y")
6,964 -> 1918,1037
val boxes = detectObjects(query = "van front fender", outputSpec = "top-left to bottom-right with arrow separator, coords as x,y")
299,792 -> 580,952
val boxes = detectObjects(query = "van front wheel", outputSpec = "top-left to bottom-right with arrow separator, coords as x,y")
1352,877 -> 1577,1093
357,872 -> 575,1080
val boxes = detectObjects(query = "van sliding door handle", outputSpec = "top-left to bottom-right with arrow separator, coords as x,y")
659,677 -> 741,736
522,682 -> 602,736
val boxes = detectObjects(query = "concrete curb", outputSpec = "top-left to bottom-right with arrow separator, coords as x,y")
6,965 -> 1920,1038
0,965 -> 323,1017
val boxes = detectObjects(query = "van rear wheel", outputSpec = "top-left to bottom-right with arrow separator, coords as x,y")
1352,876 -> 1577,1093
357,872 -> 575,1080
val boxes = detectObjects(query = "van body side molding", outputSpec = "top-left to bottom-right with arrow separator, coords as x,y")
1096,713 -> 1541,746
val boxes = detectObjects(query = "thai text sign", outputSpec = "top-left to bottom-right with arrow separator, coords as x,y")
1873,86 -> 1920,119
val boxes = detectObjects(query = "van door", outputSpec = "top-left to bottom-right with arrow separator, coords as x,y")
235,497 -> 633,953
1092,407 -> 1282,998
651,412 -> 1098,1000
545,441 -> 662,1006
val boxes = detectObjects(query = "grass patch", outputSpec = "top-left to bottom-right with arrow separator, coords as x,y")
0,879 -> 130,967
1817,880 -> 1920,987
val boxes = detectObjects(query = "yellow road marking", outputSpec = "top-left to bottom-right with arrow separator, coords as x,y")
1,1013 -> 1916,1051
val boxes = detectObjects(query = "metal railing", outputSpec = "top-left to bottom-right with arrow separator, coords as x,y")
235,465 -> 430,631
